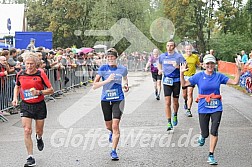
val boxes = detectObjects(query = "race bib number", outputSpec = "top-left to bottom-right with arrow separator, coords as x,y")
205,99 -> 220,108
105,89 -> 119,100
23,89 -> 38,100
163,77 -> 173,86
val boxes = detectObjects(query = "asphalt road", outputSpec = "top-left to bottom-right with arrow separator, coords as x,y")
0,71 -> 252,167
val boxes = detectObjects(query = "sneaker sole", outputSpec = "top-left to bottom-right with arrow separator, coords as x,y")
24,163 -> 36,167
186,114 -> 193,117
207,161 -> 218,165
111,157 -> 119,161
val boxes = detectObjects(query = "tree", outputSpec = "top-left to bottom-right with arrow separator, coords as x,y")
163,0 -> 209,53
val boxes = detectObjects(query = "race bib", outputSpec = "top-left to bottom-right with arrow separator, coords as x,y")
105,89 -> 119,100
205,99 -> 220,108
163,76 -> 173,86
23,89 -> 38,100
153,62 -> 157,68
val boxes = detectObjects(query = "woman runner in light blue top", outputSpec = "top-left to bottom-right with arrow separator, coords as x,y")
92,48 -> 129,161
180,54 -> 241,165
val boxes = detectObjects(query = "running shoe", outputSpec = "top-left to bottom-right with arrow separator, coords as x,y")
156,95 -> 160,100
109,132 -> 113,143
110,150 -> 119,160
186,109 -> 193,117
207,155 -> 218,165
172,113 -> 178,126
36,134 -> 44,151
198,135 -> 205,146
24,156 -> 36,167
167,122 -> 173,131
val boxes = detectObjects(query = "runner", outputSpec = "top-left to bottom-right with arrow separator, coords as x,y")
144,48 -> 162,100
182,45 -> 200,117
158,39 -> 186,131
180,54 -> 241,165
92,48 -> 129,160
12,52 -> 54,167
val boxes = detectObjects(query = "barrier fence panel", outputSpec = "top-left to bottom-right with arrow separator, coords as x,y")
0,65 -> 90,113
0,74 -> 16,111
118,59 -> 148,72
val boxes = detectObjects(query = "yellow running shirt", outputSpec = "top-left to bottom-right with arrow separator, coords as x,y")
183,54 -> 200,76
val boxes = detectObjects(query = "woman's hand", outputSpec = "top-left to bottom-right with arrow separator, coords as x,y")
123,84 -> 129,92
180,62 -> 189,73
107,73 -> 115,82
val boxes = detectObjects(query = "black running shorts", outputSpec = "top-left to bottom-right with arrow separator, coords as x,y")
163,82 -> 181,98
101,100 -> 125,121
20,100 -> 47,120
199,111 -> 222,138
151,72 -> 162,82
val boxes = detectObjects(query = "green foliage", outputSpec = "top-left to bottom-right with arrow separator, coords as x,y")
162,0 -> 251,55
210,33 -> 252,62
163,0 -> 209,53
3,0 -> 252,56
24,0 -> 155,49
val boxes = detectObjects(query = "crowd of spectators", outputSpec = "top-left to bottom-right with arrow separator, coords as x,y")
0,46 -> 149,117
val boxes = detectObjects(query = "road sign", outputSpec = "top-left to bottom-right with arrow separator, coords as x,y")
7,18 -> 11,32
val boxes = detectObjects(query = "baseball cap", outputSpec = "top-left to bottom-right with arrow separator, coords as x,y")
203,54 -> 216,63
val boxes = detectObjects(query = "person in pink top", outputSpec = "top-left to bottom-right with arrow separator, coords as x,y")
145,49 -> 162,100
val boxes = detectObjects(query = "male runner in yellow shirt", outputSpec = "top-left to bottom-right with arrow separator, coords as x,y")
182,45 -> 200,117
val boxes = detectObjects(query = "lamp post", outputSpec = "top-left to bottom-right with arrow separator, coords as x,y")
248,0 -> 252,36
207,0 -> 213,51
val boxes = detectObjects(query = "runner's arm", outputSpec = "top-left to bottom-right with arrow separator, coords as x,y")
227,58 -> 241,85
123,76 -> 129,92
39,87 -> 54,95
227,68 -> 241,85
158,62 -> 162,75
144,62 -> 151,71
92,74 -> 114,90
12,85 -> 20,106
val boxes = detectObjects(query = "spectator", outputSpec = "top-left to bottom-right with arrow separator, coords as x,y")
0,56 -> 10,116
241,50 -> 248,64
26,38 -> 36,51
236,53 -> 242,62
246,51 -> 252,67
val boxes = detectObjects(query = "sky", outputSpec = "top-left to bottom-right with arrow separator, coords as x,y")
243,0 -> 248,5
0,4 -> 24,38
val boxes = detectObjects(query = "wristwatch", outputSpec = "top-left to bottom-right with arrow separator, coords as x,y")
39,90 -> 43,96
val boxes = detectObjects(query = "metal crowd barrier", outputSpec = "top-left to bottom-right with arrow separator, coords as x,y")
0,59 -> 147,121
118,59 -> 147,71
0,65 -> 89,119
0,74 -> 16,111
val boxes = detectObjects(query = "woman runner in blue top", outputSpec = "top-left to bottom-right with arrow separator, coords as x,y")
93,48 -> 129,161
180,54 -> 241,165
